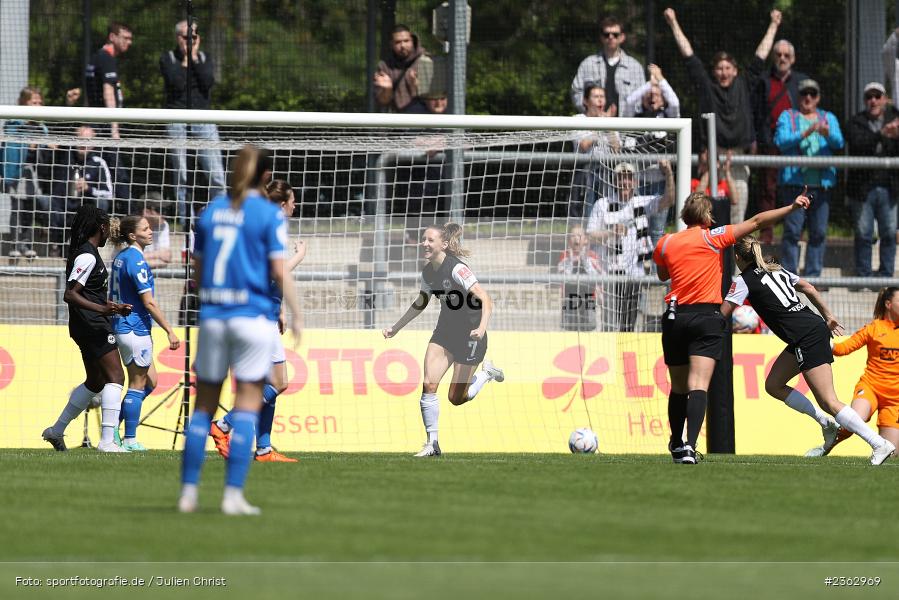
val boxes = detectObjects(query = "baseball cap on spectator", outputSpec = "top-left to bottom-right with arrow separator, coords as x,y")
798,79 -> 820,94
614,162 -> 636,175
864,82 -> 886,96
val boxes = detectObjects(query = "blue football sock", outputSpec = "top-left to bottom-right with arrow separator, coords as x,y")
225,410 -> 259,489
122,388 -> 146,438
221,410 -> 234,430
257,385 -> 279,450
181,410 -> 212,485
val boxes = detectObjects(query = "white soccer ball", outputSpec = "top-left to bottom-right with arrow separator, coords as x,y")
568,428 -> 599,454
732,304 -> 759,333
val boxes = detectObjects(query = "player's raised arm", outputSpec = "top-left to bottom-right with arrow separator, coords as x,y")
383,290 -> 430,338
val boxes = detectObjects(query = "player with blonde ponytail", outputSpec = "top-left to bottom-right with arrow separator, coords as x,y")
383,222 -> 504,457
179,145 -> 304,515
722,235 -> 895,465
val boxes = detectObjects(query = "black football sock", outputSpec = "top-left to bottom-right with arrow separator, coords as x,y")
685,389 -> 708,449
668,392 -> 688,447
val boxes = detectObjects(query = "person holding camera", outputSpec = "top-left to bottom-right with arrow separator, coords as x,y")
160,19 -> 226,227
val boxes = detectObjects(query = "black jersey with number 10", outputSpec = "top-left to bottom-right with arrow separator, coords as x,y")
725,267 -> 824,345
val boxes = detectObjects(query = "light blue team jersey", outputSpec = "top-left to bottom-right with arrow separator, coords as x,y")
194,192 -> 286,321
110,246 -> 154,335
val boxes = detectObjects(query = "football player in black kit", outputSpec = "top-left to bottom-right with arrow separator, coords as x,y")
383,223 -> 504,457
721,235 -> 895,465
42,206 -> 133,453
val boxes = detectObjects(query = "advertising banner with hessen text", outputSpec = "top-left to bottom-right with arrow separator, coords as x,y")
0,326 -> 874,455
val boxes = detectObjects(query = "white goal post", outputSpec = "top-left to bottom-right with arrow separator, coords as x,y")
1,104 -> 692,215
0,105 -> 691,453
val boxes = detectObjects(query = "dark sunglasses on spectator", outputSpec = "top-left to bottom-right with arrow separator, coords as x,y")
602,31 -> 622,38
799,89 -> 818,98
865,92 -> 884,101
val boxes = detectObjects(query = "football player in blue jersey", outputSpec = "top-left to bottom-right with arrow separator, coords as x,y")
109,214 -> 181,451
210,179 -> 306,462
178,145 -> 302,515
383,223 -> 504,457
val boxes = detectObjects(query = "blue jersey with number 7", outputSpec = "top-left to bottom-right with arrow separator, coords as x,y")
193,191 -> 285,321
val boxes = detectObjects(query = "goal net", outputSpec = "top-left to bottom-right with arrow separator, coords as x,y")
0,106 -> 690,453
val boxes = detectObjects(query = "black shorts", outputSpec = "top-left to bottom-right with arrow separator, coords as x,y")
661,305 -> 726,366
787,322 -> 834,372
72,331 -> 117,362
429,326 -> 488,366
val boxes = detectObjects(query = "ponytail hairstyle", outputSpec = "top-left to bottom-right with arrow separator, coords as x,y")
265,179 -> 293,206
66,204 -> 110,272
873,286 -> 899,320
229,144 -> 272,204
110,214 -> 144,247
733,235 -> 781,273
680,192 -> 713,227
440,222 -> 471,258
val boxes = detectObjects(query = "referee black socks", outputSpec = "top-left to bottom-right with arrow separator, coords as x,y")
686,389 -> 708,448
667,392 -> 688,446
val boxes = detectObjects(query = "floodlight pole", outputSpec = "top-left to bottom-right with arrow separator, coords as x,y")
447,0 -> 467,223
178,0 -> 195,445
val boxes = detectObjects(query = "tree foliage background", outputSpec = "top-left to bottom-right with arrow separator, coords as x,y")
26,0 -> 859,121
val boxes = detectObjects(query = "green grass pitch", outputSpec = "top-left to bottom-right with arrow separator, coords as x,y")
1,449 -> 897,599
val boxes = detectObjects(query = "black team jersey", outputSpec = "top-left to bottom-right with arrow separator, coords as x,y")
420,254 -> 482,330
86,46 -> 123,108
725,266 -> 824,344
66,242 -> 113,338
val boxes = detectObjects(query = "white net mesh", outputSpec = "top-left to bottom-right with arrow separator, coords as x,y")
0,112 -> 685,452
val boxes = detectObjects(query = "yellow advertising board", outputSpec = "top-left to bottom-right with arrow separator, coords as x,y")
0,325 -> 875,455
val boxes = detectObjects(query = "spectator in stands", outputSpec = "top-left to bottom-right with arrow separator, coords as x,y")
691,148 -> 736,201
570,83 -> 619,219
82,22 -> 133,212
847,82 -> 899,279
622,63 -> 681,246
1,87 -> 52,259
85,22 -> 132,139
557,224 -> 600,331
586,160 -> 674,332
48,126 -> 114,256
141,200 -> 173,270
752,29 -> 808,244
571,16 -> 645,115
374,25 -> 433,113
424,92 -> 448,116
664,8 -> 781,227
882,27 -> 899,103
622,64 -> 680,119
160,19 -> 226,228
774,78 -> 844,278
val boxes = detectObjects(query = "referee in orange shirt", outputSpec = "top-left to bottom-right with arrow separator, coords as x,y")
652,188 -> 810,463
